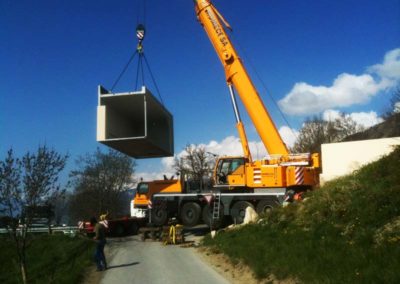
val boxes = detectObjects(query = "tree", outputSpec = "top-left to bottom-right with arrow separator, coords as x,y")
383,86 -> 400,118
68,148 -> 136,222
173,144 -> 216,191
52,192 -> 70,225
0,146 -> 68,284
292,113 -> 364,154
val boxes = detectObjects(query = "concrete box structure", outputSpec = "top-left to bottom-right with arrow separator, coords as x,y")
97,86 -> 174,158
320,137 -> 400,184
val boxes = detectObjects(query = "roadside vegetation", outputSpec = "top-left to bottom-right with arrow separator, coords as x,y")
0,146 -> 136,283
69,148 -> 136,223
0,146 -> 69,283
0,234 -> 94,284
203,146 -> 400,283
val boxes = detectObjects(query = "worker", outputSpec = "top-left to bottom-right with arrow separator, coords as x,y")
90,216 -> 107,271
99,213 -> 109,229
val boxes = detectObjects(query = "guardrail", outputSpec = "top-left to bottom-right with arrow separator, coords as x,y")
0,226 -> 79,235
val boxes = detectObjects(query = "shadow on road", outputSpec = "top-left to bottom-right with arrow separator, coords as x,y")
107,262 -> 140,269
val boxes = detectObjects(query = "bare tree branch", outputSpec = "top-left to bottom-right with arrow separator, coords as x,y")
173,144 -> 216,191
69,148 -> 136,222
0,146 -> 68,284
292,114 -> 365,154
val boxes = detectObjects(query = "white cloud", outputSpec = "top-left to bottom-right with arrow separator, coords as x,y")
322,109 -> 383,128
368,48 -> 400,79
279,126 -> 299,148
135,158 -> 177,183
395,102 -> 400,113
136,132 -> 307,181
248,141 -> 267,160
203,136 -> 244,157
201,134 -> 300,158
136,109 -> 385,183
347,111 -> 384,128
137,136 -> 284,181
161,157 -> 175,171
279,48 -> 400,115
135,137 -> 246,183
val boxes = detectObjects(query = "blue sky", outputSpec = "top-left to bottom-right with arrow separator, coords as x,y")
1,0 -> 399,182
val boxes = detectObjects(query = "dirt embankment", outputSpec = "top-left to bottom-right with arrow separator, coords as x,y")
196,247 -> 296,284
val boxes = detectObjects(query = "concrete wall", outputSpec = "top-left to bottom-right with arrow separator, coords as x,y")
320,137 -> 400,184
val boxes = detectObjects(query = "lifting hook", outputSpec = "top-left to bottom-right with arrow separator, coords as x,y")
136,24 -> 146,53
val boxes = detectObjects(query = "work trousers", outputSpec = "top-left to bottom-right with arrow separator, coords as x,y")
94,239 -> 107,270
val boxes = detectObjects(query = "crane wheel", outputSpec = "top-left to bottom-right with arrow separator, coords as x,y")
151,208 -> 168,226
256,198 -> 280,215
180,202 -> 201,227
202,204 -> 223,229
230,201 -> 254,224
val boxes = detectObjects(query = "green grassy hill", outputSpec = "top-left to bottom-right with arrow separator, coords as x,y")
204,146 -> 400,283
0,234 -> 94,284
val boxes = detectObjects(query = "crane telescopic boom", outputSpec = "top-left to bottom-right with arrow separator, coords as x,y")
195,0 -> 289,157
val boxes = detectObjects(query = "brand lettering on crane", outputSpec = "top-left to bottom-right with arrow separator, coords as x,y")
204,7 -> 228,47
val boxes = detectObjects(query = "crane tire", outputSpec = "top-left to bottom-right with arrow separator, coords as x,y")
151,208 -> 168,226
180,202 -> 201,227
202,204 -> 223,229
256,198 -> 280,215
230,201 -> 254,224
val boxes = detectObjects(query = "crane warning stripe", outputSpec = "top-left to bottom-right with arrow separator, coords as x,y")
253,170 -> 262,184
137,31 -> 144,40
295,167 -> 304,185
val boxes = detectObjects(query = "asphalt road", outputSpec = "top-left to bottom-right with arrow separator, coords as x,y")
100,229 -> 229,284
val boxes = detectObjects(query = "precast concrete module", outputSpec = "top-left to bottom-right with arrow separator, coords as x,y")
97,85 -> 174,158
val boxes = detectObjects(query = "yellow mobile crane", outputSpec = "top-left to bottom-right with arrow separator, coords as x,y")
195,0 -> 320,189
131,0 -> 320,227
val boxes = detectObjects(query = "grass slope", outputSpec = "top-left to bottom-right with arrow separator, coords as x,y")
0,234 -> 95,284
204,146 -> 400,283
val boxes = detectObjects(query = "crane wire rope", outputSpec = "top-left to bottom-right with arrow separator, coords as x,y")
135,54 -> 145,90
111,0 -> 147,94
110,50 -> 138,92
143,54 -> 165,106
229,32 -> 298,145
140,55 -> 145,90
111,0 -> 165,106
136,0 -> 146,26
140,55 -> 145,87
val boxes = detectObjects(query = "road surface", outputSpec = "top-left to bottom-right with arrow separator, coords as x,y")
100,232 -> 229,284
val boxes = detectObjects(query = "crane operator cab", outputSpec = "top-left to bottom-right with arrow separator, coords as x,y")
214,157 -> 246,186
